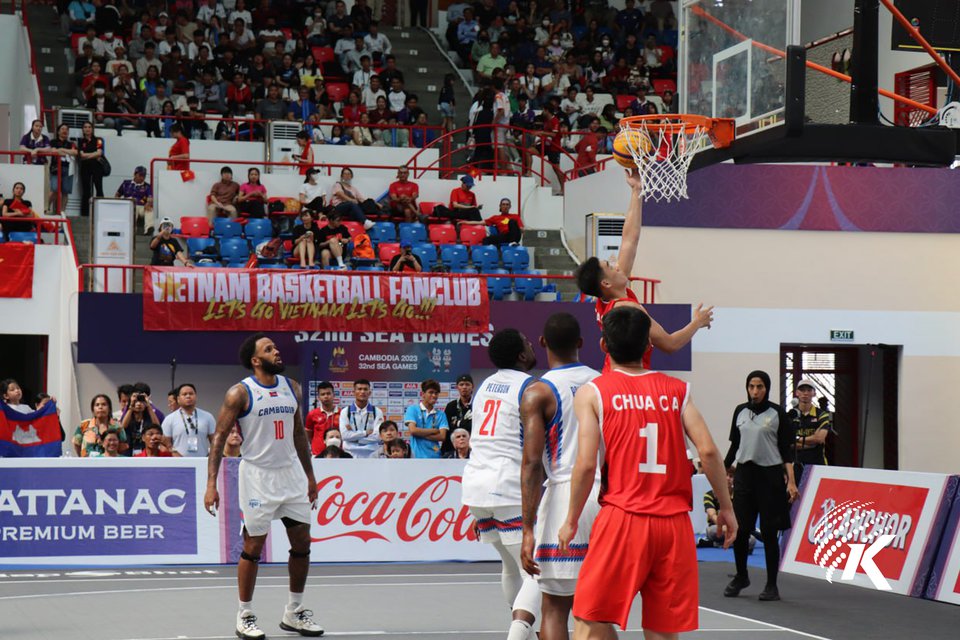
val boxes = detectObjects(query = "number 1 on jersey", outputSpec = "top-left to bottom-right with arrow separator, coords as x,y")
638,422 -> 666,474
274,419 -> 284,440
478,399 -> 501,436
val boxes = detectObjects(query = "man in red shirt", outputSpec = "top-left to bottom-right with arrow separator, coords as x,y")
460,197 -> 523,246
526,103 -> 565,186
167,123 -> 190,171
446,174 -> 482,221
134,424 -> 180,457
388,166 -> 421,222
305,381 -> 339,456
573,117 -> 601,177
559,306 -> 736,639
573,168 -> 713,371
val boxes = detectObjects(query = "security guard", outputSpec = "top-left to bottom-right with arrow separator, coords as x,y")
788,378 -> 832,486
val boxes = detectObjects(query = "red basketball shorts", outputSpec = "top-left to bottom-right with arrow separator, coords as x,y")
572,506 -> 698,632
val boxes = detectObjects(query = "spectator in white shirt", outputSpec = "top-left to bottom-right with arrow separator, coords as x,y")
362,75 -> 386,110
196,0 -> 226,25
227,0 -> 253,30
388,77 -> 407,112
338,379 -> 385,458
352,56 -> 374,90
560,86 -> 582,126
161,383 -> 216,457
77,25 -> 106,57
363,22 -> 391,64
158,31 -> 186,61
578,85 -> 605,117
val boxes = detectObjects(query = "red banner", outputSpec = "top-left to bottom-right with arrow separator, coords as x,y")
143,267 -> 490,333
0,243 -> 34,298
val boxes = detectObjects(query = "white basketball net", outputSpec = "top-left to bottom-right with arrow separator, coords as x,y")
622,121 -> 711,202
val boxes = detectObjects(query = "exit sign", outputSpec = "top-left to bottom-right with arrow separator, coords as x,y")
830,330 -> 854,342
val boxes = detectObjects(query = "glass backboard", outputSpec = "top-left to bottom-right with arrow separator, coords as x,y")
680,0 -> 800,138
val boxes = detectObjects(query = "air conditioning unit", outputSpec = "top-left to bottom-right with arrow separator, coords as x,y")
585,213 -> 625,261
266,120 -> 304,173
55,108 -> 95,138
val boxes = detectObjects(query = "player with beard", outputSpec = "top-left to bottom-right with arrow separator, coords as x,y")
205,333 -> 323,640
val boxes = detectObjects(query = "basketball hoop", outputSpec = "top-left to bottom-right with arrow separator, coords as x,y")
617,115 -> 735,202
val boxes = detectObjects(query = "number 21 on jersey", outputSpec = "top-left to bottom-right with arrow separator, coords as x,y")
478,399 -> 501,437
638,422 -> 666,474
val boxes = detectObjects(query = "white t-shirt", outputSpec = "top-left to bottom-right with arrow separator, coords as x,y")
338,403 -> 385,458
161,407 -> 216,457
300,182 -> 325,202
362,87 -> 386,110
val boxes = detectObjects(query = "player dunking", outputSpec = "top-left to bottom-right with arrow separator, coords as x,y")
205,333 -> 324,640
560,307 -> 736,639
573,168 -> 714,371
462,329 -> 541,640
519,312 -> 600,640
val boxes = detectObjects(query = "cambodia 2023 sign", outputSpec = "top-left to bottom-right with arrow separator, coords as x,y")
143,267 -> 490,333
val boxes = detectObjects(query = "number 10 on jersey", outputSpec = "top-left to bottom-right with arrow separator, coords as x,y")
274,419 -> 285,440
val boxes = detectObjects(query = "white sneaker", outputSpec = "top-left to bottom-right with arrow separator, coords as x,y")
279,606 -> 324,637
236,611 -> 266,640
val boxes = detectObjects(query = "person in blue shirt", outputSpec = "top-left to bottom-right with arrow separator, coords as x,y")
67,0 -> 95,33
404,379 -> 449,459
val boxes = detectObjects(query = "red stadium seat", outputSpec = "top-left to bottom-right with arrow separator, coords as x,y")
311,46 -> 336,64
458,225 -> 487,246
419,201 -> 443,216
326,82 -> 350,102
71,33 -> 84,52
652,79 -> 677,96
342,221 -> 364,237
428,223 -> 456,246
616,94 -> 634,111
180,216 -> 211,238
378,242 -> 400,267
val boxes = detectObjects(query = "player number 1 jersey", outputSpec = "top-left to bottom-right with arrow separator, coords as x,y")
589,370 -> 692,516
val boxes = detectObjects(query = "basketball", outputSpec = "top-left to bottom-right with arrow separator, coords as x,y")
612,130 -> 653,168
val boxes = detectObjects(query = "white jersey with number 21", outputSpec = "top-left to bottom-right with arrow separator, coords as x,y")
461,369 -> 533,508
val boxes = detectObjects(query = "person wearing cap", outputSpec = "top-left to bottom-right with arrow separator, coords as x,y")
150,218 -> 195,267
443,374 -> 474,455
445,174 -> 482,221
460,197 -> 524,247
299,168 -> 326,216
387,166 -> 420,223
115,167 -> 155,234
788,378 -> 832,485
442,428 -> 472,459
390,242 -> 422,272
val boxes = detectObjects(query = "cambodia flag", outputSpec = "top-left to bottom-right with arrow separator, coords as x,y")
0,401 -> 62,457
0,243 -> 34,298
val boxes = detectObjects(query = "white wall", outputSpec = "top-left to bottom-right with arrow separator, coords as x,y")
0,245 -> 80,442
0,164 -> 47,209
0,14 -> 41,151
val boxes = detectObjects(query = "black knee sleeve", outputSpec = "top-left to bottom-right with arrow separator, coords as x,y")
289,548 -> 310,559
240,550 -> 261,563
281,516 -> 308,529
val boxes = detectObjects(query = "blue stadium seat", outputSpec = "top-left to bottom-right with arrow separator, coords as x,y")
187,237 -> 218,259
219,238 -> 250,264
244,218 -> 273,242
225,260 -> 248,268
258,262 -> 287,269
513,271 -> 544,301
212,218 -> 243,239
412,244 -> 437,270
369,221 -> 397,244
452,266 -> 478,274
487,269 -> 513,300
0,230 -> 5,242
7,231 -> 37,243
398,222 -> 427,246
501,245 -> 530,272
471,245 -> 499,272
440,244 -> 469,271
355,264 -> 385,271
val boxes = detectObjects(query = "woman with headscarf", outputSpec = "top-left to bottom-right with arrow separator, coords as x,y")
723,370 -> 798,602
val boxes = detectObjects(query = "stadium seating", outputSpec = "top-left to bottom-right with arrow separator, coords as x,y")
500,246 -> 530,272
369,221 -> 397,244
244,218 -> 273,243
459,225 -> 487,246
398,222 -> 428,246
412,244 -> 437,270
378,242 -> 401,267
327,82 -> 350,102
187,237 -> 218,260
471,245 -> 499,272
440,244 -> 469,271
180,217 -> 211,238
219,238 -> 251,264
487,269 -> 513,300
212,218 -> 243,239
513,272 -> 545,301
419,201 -> 443,217
428,223 -> 457,246
311,46 -> 336,65
342,221 -> 365,237
7,232 -> 37,243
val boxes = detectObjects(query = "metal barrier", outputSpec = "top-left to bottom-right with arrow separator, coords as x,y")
79,263 -> 660,304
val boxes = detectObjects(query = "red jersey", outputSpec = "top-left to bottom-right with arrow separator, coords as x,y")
449,187 -> 477,208
389,180 -> 419,204
589,370 -> 692,516
595,288 -> 652,370
298,141 -> 312,175
134,449 -> 173,458
484,213 -> 523,234
168,137 -> 190,171
574,132 -> 599,171
306,407 -> 337,456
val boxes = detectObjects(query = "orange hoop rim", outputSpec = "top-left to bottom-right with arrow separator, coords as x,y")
620,114 -> 736,149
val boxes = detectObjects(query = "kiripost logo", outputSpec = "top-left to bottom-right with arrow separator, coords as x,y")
811,499 -> 895,590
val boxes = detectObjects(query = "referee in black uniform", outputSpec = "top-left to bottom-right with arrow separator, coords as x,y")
723,370 -> 799,602
788,377 -> 832,487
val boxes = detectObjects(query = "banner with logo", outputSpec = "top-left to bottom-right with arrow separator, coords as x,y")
0,242 -> 34,298
781,466 -> 954,596
269,460 -> 497,562
0,459 -> 217,564
924,477 -> 960,605
142,267 -> 490,333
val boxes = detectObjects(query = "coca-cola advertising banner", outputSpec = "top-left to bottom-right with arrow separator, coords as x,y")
781,466 -> 954,596
142,267 -> 490,333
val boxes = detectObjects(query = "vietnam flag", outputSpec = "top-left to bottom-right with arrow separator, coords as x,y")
0,242 -> 34,298
0,401 -> 62,457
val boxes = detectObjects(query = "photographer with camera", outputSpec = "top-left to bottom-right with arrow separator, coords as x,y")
120,391 -> 162,455
390,241 -> 422,272
150,217 -> 194,267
